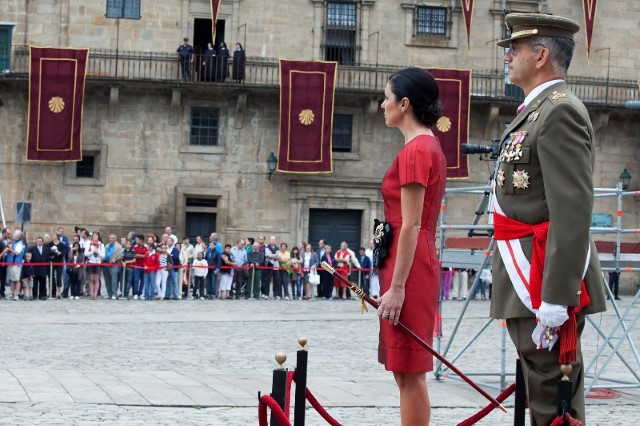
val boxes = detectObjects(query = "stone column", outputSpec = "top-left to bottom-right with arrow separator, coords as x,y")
310,0 -> 324,60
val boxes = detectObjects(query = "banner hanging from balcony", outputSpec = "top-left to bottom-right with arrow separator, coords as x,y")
277,60 -> 337,174
461,0 -> 474,50
211,0 -> 220,41
427,68 -> 471,179
26,46 -> 89,162
582,0 -> 598,57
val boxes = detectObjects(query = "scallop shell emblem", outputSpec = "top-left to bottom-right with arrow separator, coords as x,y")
436,116 -> 451,133
48,96 -> 65,113
298,109 -> 315,126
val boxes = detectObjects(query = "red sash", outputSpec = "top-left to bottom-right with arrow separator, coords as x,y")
494,212 -> 590,364
493,213 -> 590,312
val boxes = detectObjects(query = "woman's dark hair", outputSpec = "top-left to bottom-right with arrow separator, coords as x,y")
388,67 -> 442,127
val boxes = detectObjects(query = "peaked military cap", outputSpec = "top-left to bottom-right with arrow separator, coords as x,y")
497,13 -> 580,47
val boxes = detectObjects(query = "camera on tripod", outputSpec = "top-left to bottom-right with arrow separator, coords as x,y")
461,139 -> 501,160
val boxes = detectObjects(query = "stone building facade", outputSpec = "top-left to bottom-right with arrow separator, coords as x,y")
0,0 -> 638,277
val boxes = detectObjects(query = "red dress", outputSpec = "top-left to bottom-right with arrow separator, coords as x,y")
378,135 -> 447,373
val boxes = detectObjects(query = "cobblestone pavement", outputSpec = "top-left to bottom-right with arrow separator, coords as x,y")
0,294 -> 638,425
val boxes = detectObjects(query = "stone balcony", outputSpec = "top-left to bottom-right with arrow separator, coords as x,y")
1,45 -> 638,108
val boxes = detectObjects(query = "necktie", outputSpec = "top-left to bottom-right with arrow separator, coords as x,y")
517,103 -> 526,114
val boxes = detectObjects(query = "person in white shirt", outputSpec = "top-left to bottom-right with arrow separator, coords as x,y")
164,226 -> 179,245
191,251 -> 208,299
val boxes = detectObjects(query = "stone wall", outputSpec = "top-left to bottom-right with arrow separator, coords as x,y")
0,80 -> 637,242
1,0 -> 639,80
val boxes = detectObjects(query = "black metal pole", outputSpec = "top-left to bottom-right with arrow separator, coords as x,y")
556,365 -> 573,425
294,338 -> 308,426
270,353 -> 287,426
514,359 -> 526,426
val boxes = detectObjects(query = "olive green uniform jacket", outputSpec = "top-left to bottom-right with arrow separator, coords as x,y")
490,81 -> 606,320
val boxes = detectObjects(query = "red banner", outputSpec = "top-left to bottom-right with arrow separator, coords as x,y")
278,60 -> 337,174
461,0 -> 474,50
427,68 -> 471,179
27,46 -> 89,162
582,0 -> 598,57
211,0 -> 220,41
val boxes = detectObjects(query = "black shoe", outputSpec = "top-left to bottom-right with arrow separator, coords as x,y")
615,296 -> 621,300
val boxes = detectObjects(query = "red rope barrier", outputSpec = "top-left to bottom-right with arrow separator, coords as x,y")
0,261 -> 372,273
304,388 -> 342,426
285,371 -> 294,421
258,369 -> 343,426
258,394 -> 292,426
457,383 -> 516,426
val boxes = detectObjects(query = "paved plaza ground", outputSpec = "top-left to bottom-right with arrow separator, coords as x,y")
0,293 -> 638,425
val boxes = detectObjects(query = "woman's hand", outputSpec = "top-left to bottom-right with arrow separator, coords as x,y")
375,285 -> 405,326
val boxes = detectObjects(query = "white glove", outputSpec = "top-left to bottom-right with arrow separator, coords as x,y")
536,301 -> 569,328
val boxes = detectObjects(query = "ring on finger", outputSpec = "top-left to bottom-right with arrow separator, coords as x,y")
382,311 -> 390,318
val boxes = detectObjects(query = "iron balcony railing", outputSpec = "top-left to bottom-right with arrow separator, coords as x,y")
2,45 -> 637,108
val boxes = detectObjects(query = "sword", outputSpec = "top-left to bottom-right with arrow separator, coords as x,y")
322,261 -> 507,414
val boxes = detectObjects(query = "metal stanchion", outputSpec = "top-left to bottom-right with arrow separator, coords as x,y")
121,265 -> 126,299
514,359 -> 526,426
250,264 -> 256,299
186,263 -> 192,299
294,337 -> 308,426
48,261 -> 53,299
270,352 -> 288,426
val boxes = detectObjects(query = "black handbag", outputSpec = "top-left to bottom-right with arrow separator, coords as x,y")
372,219 -> 392,268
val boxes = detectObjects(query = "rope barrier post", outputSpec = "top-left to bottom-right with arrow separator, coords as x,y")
556,365 -> 573,422
122,265 -> 126,299
271,352 -> 288,426
250,264 -> 255,299
514,359 -> 526,426
49,261 -> 53,299
187,263 -> 192,299
294,337 -> 308,426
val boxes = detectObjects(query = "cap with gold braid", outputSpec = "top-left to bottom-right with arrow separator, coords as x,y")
497,13 -> 580,47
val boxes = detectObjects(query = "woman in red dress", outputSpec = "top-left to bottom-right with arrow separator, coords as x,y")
376,67 -> 447,425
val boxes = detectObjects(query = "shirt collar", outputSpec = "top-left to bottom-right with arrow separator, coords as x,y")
523,79 -> 563,107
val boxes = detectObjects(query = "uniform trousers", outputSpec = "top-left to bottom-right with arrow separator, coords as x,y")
507,316 -> 586,425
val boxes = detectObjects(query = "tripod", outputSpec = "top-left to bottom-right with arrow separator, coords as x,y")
468,172 -> 494,238
436,173 -> 512,391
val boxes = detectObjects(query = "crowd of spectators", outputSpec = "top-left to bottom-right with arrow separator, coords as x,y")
0,226 -> 379,302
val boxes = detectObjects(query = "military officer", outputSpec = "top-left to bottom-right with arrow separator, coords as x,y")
489,13 -> 606,425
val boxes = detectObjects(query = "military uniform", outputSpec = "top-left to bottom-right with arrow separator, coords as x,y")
489,13 -> 606,426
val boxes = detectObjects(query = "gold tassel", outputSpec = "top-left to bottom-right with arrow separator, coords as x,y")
359,298 -> 368,314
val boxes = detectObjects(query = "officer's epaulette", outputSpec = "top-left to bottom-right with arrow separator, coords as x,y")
547,90 -> 570,104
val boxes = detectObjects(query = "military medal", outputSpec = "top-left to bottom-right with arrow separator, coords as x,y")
496,169 -> 505,187
527,111 -> 539,122
512,169 -> 530,189
501,131 -> 527,162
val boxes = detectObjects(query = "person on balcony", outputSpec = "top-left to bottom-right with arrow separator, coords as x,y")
176,37 -> 194,81
232,42 -> 245,83
202,42 -> 216,82
214,41 -> 229,82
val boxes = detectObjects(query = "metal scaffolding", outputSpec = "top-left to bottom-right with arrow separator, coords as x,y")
434,182 -> 640,392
